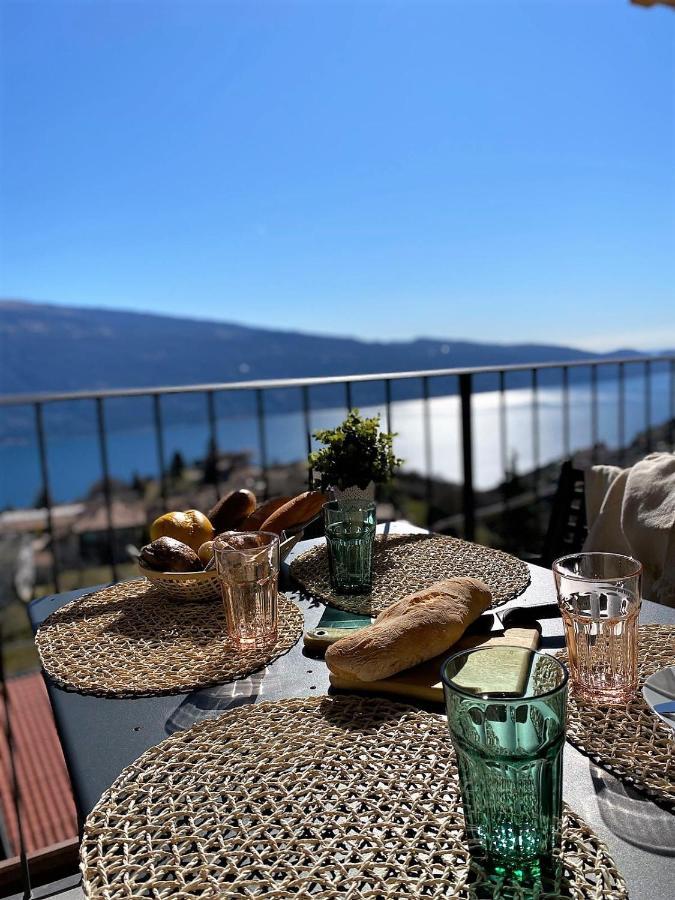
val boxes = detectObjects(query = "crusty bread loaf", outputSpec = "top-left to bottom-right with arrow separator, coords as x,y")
207,490 -> 257,533
259,490 -> 328,535
240,497 -> 292,531
324,578 -> 491,682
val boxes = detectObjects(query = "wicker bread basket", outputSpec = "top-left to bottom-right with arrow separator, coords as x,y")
137,528 -> 308,602
138,566 -> 221,603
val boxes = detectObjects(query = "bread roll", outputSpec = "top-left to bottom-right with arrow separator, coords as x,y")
150,510 -> 214,553
325,577 -> 491,682
197,540 -> 215,566
139,537 -> 202,573
207,489 -> 257,533
240,497 -> 292,531
259,490 -> 328,535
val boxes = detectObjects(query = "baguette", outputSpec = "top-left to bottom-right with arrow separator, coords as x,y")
240,497 -> 292,531
324,577 -> 491,682
259,490 -> 328,535
207,489 -> 257,533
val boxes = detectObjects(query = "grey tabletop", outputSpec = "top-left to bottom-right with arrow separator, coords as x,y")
28,525 -> 675,900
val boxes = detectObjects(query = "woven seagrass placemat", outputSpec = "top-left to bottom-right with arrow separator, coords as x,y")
81,695 -> 626,899
290,532 -> 531,614
558,624 -> 674,811
36,580 -> 303,697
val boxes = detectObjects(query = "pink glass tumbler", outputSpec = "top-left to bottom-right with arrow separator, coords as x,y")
213,531 -> 279,651
553,552 -> 642,705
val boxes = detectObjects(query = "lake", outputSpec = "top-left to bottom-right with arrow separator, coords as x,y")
1,369 -> 671,509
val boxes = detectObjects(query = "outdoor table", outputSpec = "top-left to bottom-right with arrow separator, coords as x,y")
28,523 -> 675,900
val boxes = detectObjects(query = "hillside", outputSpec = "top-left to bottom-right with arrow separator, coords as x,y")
0,299 -> 642,397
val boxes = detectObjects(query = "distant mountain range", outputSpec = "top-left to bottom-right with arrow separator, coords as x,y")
0,299 -> 667,439
0,299 -> 656,394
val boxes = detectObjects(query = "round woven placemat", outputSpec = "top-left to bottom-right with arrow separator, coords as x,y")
290,532 -> 531,614
558,624 -> 674,811
36,581 -> 303,698
81,695 -> 626,899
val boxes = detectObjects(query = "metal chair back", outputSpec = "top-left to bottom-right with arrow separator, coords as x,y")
540,460 -> 588,568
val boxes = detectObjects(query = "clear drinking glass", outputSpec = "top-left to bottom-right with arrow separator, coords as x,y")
213,531 -> 279,651
442,646 -> 568,888
323,501 -> 376,594
553,552 -> 642,705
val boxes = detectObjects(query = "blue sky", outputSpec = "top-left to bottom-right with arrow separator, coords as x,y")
1,0 -> 673,350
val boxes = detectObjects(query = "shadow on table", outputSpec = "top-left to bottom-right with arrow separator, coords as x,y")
289,586 -> 324,609
591,764 -> 675,856
164,670 -> 267,735
43,590 -> 131,626
317,693 -> 418,734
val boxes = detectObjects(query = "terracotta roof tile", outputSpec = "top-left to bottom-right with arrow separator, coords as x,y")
0,673 -> 77,855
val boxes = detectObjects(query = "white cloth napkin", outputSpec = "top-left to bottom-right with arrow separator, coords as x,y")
583,452 -> 675,607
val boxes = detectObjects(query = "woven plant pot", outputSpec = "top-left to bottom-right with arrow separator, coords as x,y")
329,481 -> 376,505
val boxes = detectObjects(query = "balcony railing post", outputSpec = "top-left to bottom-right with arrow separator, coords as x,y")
590,364 -> 599,463
618,362 -> 626,464
95,397 -> 119,583
459,373 -> 475,542
302,385 -> 312,488
152,394 -> 168,510
205,390 -> 220,502
34,402 -> 60,593
530,368 -> 540,497
302,385 -> 312,457
255,389 -> 269,499
422,376 -> 433,529
385,379 -> 393,435
562,366 -> 570,459
498,370 -> 510,540
345,380 -> 353,414
645,360 -> 652,452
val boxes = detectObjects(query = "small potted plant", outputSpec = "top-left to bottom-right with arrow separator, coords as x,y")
309,409 -> 403,502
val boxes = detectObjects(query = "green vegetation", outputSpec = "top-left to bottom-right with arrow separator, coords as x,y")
309,410 -> 403,490
1,603 -> 39,675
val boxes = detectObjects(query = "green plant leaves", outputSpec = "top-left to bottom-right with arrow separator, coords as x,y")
308,409 -> 403,490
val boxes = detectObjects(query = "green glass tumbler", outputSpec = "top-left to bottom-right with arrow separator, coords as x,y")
323,500 -> 376,594
441,646 -> 568,888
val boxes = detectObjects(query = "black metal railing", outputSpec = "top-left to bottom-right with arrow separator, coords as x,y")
0,354 -> 674,596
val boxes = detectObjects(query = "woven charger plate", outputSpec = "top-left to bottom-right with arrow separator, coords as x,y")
36,580 -> 303,697
558,624 -> 675,811
290,532 -> 531,614
81,695 -> 626,900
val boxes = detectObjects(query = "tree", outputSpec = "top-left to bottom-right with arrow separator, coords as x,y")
169,451 -> 185,481
131,472 -> 145,495
202,439 -> 219,485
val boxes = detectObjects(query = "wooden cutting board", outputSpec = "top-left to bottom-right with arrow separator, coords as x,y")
328,627 -> 540,704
